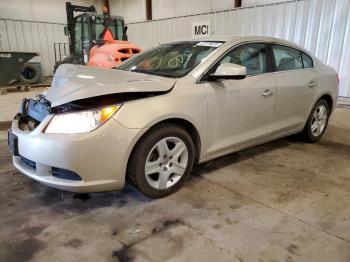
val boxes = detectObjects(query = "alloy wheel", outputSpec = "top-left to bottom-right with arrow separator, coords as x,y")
144,137 -> 188,190
311,104 -> 328,137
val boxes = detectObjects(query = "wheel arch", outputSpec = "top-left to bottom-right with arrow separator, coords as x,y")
318,93 -> 334,112
307,92 -> 335,119
125,117 -> 202,182
301,91 -> 334,131
131,117 -> 201,163
156,118 -> 202,163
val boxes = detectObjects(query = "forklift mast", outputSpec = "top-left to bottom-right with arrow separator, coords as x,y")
66,2 -> 96,55
65,2 -> 127,61
54,1 -> 129,71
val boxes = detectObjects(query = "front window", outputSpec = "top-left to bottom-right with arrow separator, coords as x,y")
211,43 -> 268,76
118,41 -> 223,78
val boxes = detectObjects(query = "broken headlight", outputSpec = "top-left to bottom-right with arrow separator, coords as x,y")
44,105 -> 122,134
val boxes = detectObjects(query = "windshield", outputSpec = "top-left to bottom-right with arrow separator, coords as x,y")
118,41 -> 223,78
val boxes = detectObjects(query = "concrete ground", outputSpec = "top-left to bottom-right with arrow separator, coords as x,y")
0,97 -> 350,261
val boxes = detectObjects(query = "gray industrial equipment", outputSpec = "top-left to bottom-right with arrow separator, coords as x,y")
0,51 -> 42,86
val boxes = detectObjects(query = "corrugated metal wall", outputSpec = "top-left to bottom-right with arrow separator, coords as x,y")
127,0 -> 350,97
0,19 -> 67,76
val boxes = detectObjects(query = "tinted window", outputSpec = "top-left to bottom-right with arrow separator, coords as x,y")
214,43 -> 268,76
302,52 -> 313,68
272,45 -> 302,71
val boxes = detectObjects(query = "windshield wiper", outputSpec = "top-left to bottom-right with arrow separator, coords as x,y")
128,68 -> 176,78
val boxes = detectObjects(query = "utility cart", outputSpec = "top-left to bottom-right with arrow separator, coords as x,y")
0,51 -> 42,87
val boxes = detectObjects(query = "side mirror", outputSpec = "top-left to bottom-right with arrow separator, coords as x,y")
209,63 -> 247,80
64,26 -> 69,36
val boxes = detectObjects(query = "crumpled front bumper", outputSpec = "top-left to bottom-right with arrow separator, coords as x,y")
10,115 -> 143,193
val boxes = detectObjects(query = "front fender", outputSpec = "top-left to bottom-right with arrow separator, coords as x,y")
114,85 -> 208,160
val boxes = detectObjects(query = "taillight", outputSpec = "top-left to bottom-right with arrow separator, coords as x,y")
336,73 -> 339,84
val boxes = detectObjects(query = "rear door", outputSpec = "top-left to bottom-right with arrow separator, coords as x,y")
271,44 -> 318,132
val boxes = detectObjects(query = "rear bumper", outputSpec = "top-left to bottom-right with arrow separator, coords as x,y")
11,115 -> 143,193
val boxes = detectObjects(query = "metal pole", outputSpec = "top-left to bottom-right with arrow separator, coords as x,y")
146,0 -> 152,20
235,0 -> 242,8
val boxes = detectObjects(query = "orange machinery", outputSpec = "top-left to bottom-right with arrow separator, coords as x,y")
88,28 -> 142,69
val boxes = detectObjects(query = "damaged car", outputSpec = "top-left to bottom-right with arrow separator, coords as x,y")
8,37 -> 338,198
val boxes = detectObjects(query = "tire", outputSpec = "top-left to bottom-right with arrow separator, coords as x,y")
300,99 -> 330,142
129,124 -> 195,199
20,63 -> 41,84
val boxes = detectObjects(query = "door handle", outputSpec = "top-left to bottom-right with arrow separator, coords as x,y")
308,81 -> 316,88
262,89 -> 274,97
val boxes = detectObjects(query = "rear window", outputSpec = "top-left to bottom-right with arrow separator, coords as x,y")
272,45 -> 303,72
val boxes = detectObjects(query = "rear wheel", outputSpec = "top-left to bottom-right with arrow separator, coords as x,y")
300,99 -> 330,142
129,124 -> 195,198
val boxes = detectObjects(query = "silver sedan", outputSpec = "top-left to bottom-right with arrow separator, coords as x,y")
9,36 -> 338,198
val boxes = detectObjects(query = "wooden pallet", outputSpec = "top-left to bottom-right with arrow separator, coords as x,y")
0,83 -> 50,95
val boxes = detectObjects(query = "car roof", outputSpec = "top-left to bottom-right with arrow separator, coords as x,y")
168,35 -> 313,56
175,35 -> 293,45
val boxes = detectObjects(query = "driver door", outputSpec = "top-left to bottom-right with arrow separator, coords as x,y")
204,43 -> 277,156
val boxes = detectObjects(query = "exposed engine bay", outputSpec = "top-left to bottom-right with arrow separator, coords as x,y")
18,95 -> 51,131
17,63 -> 177,131
18,91 -> 168,131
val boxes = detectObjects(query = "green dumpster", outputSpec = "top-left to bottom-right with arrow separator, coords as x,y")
0,51 -> 42,86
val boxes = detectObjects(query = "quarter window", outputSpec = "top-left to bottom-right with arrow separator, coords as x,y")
272,45 -> 303,71
301,52 -> 313,68
214,43 -> 268,76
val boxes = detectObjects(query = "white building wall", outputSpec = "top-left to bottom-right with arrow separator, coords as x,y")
0,0 -> 102,24
110,0 -> 234,23
110,0 -> 146,23
153,0 -> 291,19
110,0 -> 292,23
0,19 -> 67,76
152,0 -> 236,20
242,0 -> 291,7
127,0 -> 350,97
0,0 -> 101,76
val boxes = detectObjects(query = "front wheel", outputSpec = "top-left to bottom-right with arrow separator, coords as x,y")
300,99 -> 330,142
129,124 -> 195,198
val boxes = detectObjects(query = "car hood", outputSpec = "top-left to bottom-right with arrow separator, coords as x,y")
46,64 -> 176,107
